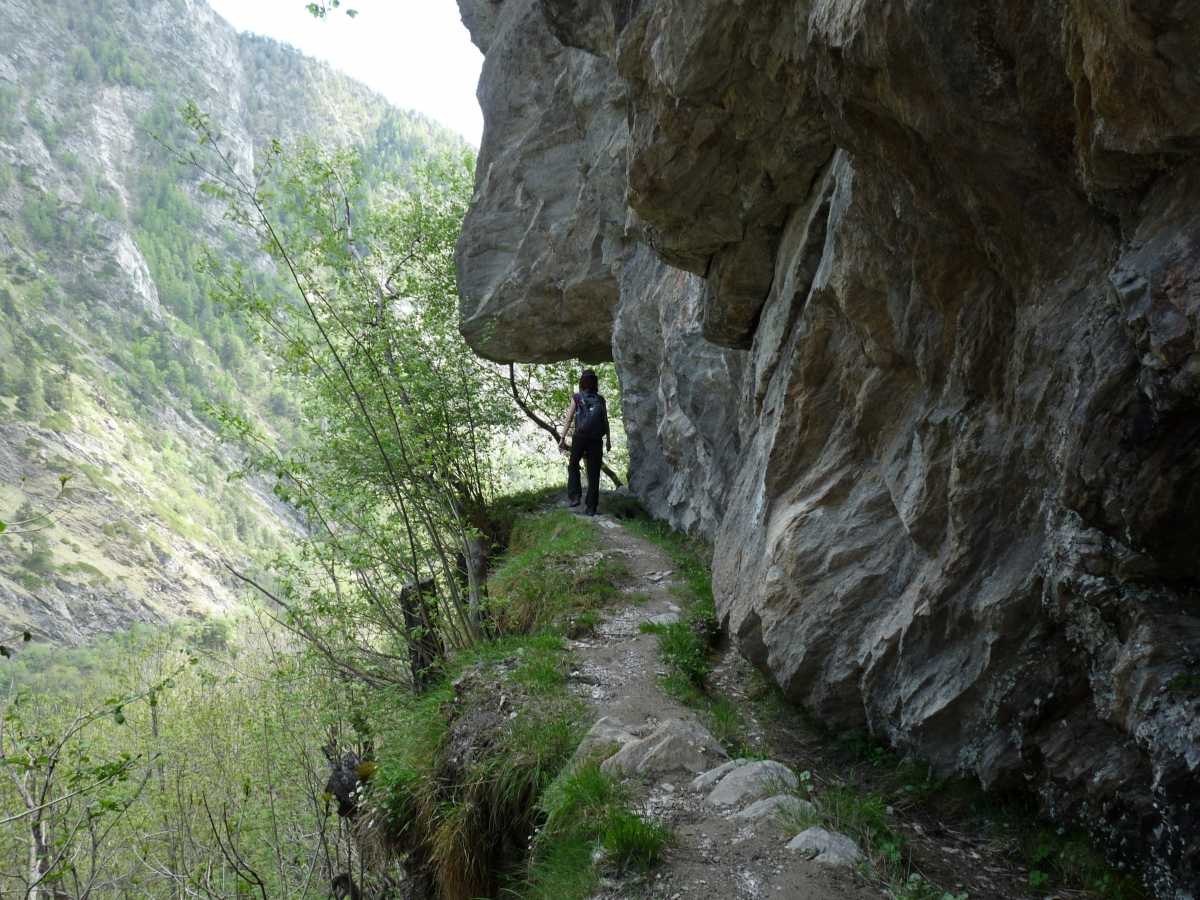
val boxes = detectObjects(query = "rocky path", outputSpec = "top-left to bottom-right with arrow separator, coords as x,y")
565,512 -> 878,900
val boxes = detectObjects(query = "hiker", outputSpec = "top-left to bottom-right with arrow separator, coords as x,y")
559,369 -> 611,516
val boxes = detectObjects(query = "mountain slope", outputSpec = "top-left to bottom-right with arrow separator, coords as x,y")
0,0 -> 466,643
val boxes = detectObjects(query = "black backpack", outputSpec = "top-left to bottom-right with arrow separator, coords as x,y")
574,391 -> 609,439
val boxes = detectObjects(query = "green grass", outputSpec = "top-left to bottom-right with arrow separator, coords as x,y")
364,500 -> 653,899
641,618 -> 711,687
516,761 -> 670,899
371,634 -> 585,900
601,809 -> 670,870
706,696 -> 756,758
566,609 -> 600,638
779,783 -> 921,891
1018,827 -> 1148,898
484,485 -> 563,551
825,731 -> 1147,898
511,634 -> 571,695
489,509 -> 629,633
39,410 -> 73,432
1165,670 -> 1200,696
773,731 -> 1147,899
61,560 -> 106,581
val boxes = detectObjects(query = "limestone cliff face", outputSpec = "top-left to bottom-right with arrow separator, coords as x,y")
455,1 -> 1200,892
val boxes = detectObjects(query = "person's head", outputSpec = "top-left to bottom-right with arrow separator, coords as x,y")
579,369 -> 599,393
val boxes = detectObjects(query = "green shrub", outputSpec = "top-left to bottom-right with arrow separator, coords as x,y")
779,783 -> 907,885
1020,829 -> 1148,899
23,545 -> 56,575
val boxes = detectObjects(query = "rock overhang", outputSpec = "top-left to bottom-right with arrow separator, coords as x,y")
455,0 -> 1200,892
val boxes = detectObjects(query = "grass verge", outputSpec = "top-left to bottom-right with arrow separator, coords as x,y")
778,782 -> 935,896
365,504 -> 662,900
518,761 -> 670,900
370,632 -> 584,900
489,509 -> 631,634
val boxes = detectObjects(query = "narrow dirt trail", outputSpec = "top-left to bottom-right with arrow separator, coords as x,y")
565,512 -> 878,900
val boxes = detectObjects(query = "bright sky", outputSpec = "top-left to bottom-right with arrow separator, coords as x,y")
207,0 -> 484,146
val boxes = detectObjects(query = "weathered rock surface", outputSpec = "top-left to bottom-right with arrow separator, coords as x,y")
455,0 -> 626,362
703,760 -> 798,808
786,828 -> 865,868
600,717 -> 727,777
689,758 -> 748,794
574,715 -> 638,763
456,0 -> 1200,892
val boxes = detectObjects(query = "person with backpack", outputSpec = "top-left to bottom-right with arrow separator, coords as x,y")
559,369 -> 611,516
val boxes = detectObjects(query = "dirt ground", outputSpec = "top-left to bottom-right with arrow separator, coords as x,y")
568,504 -> 1081,900
567,511 -> 879,900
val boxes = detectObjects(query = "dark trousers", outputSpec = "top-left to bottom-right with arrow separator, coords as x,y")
568,437 -> 603,512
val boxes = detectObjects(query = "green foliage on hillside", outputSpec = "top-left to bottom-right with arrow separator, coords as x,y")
0,618 -> 360,898
0,502 -> 656,898
0,0 -> 473,634
0,6 -> 638,898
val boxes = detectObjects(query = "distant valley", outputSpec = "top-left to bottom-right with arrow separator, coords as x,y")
0,0 -> 465,644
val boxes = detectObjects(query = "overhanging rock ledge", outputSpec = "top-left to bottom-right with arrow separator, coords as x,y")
455,1 -> 1200,893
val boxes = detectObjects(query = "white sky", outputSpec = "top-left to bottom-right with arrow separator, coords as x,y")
207,0 -> 484,146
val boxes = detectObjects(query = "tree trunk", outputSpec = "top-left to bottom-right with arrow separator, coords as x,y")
456,534 -> 490,629
29,815 -> 51,900
400,578 -> 442,690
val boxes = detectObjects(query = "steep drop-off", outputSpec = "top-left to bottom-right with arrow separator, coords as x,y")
0,0 -> 463,643
454,1 -> 1200,894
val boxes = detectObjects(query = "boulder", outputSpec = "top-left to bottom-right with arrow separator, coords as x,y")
705,760 -> 798,808
786,828 -> 864,868
574,716 -> 637,765
690,758 -> 749,793
600,718 -> 727,777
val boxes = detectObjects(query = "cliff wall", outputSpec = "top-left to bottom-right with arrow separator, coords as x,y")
454,1 -> 1200,893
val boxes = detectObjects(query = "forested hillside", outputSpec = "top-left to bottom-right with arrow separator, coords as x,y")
0,1 -> 661,896
0,0 -> 465,644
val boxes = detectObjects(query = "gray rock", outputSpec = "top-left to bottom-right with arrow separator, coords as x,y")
733,794 -> 815,823
453,0 -> 626,362
600,718 -> 727,777
457,0 -> 1200,890
642,611 -> 680,627
705,760 -> 798,808
690,758 -> 749,793
574,716 -> 637,765
786,828 -> 864,868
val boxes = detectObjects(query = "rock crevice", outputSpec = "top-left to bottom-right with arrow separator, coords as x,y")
455,0 -> 1200,892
